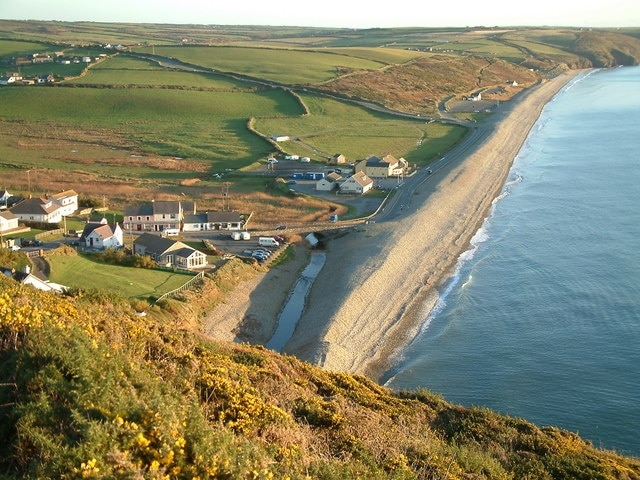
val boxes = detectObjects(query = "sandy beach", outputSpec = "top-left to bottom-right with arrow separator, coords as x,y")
202,70 -> 580,380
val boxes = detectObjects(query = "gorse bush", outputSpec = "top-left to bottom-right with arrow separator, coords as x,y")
1,274 -> 639,479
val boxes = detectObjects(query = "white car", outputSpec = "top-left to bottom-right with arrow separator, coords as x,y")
267,158 -> 279,164
9,245 -> 20,251
300,157 -> 311,163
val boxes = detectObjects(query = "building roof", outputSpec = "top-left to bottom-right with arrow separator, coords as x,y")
9,197 -> 58,215
134,232 -> 177,254
350,171 -> 373,187
50,189 -> 78,200
80,220 -> 119,240
205,211 -> 243,223
0,210 -> 18,221
124,204 -> 154,217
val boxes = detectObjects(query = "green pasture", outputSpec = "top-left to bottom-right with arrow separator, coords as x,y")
0,39 -> 55,56
69,56 -> 252,88
0,86 -> 302,166
254,93 -> 467,165
47,252 -> 195,299
132,46 -> 386,84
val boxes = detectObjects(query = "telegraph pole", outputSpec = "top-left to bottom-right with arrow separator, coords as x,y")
221,182 -> 230,211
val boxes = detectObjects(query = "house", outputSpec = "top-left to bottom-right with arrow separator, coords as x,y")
357,154 -> 407,178
133,232 -> 207,270
37,74 -> 55,84
0,188 -> 12,207
9,197 -> 64,224
0,210 -> 19,233
0,72 -> 23,85
316,172 -> 342,191
123,200 -> 196,233
182,211 -> 244,232
49,189 -> 78,216
2,265 -> 67,293
469,92 -> 482,101
339,171 -> 374,195
79,218 -> 124,250
329,153 -> 347,165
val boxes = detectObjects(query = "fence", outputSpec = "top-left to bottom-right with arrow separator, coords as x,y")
152,271 -> 205,305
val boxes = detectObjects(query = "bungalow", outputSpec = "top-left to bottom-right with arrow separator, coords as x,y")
49,189 -> 78,216
9,197 -> 64,224
316,172 -> 343,191
0,210 -> 19,233
182,211 -> 244,232
79,218 -> 124,250
133,232 -> 207,270
339,171 -> 374,195
123,200 -> 196,233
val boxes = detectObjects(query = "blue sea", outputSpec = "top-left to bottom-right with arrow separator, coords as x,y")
386,66 -> 640,457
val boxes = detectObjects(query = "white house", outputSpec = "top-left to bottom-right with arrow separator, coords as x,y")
9,197 -> 63,224
182,211 -> 244,232
3,266 -> 67,293
49,190 -> 78,216
80,219 -> 124,250
0,210 -> 19,233
339,171 -> 374,195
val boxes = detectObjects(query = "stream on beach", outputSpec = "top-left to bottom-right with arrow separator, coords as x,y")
266,252 -> 326,352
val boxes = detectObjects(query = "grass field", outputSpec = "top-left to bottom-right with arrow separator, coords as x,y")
255,93 -> 467,164
47,252 -> 196,299
132,46 -> 387,84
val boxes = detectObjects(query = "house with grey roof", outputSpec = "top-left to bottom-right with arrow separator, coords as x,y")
9,197 -> 64,224
123,200 -> 196,233
182,211 -> 245,232
133,232 -> 207,270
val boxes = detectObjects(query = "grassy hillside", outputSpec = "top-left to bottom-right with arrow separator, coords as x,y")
2,270 -> 640,479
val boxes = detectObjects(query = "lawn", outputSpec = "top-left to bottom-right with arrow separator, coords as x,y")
47,252 -> 196,300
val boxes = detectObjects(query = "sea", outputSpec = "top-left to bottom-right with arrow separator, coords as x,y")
385,66 -> 640,457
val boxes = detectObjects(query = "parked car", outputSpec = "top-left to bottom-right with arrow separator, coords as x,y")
273,235 -> 285,243
9,244 -> 20,251
275,225 -> 287,231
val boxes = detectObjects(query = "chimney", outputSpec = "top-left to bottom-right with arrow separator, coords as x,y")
23,265 -> 31,274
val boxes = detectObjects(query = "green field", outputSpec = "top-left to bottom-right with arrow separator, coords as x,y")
0,85 -> 301,167
132,45 -> 387,84
47,253 -> 195,299
255,93 -> 466,164
69,59 -> 252,89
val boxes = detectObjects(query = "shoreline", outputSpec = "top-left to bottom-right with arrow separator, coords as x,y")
282,70 -> 582,380
201,69 -> 582,380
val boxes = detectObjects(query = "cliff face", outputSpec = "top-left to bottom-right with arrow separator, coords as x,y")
572,31 -> 640,67
1,274 -> 640,479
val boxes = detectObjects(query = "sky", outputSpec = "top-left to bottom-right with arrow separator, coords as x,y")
2,0 -> 639,29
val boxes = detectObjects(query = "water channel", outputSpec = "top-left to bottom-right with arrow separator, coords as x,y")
266,252 -> 326,352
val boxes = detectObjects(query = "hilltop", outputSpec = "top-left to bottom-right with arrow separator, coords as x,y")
1,270 -> 640,479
